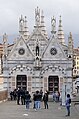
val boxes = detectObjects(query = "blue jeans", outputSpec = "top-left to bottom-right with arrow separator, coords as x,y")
35,101 -> 40,109
44,101 -> 48,109
25,100 -> 30,109
66,106 -> 70,116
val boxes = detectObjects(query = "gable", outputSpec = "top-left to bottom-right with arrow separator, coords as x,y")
8,36 -> 34,60
42,35 -> 68,60
27,28 -> 48,57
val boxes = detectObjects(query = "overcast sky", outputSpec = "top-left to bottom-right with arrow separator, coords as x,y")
0,0 -> 79,46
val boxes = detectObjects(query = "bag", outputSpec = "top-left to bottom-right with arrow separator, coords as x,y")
69,98 -> 71,104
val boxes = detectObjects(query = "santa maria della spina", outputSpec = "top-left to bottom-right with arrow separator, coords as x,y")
2,7 -> 74,103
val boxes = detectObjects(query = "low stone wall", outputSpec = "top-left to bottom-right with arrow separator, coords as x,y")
0,90 -> 8,101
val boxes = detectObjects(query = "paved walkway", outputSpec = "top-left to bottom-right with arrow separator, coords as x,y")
0,100 -> 79,119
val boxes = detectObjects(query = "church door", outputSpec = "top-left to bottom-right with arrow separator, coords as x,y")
16,75 -> 27,90
48,76 -> 59,94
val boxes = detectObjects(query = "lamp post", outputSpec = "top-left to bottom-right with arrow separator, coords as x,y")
64,76 -> 67,102
62,71 -> 67,106
7,73 -> 10,99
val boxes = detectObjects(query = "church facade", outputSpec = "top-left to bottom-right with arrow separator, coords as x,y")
2,7 -> 73,101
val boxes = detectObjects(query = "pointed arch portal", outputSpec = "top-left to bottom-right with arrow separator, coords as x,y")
16,75 -> 27,90
48,76 -> 59,94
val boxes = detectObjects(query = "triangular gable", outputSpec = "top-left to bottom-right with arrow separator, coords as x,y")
42,35 -> 67,60
26,28 -> 48,57
8,35 -> 34,60
27,28 -> 48,42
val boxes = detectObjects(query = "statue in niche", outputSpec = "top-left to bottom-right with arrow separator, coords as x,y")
36,45 -> 39,56
19,15 -> 24,31
51,16 -> 56,34
20,20 -> 24,31
35,7 -> 40,26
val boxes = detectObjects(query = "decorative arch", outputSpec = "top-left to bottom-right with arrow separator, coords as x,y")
10,65 -> 32,74
40,65 -> 65,76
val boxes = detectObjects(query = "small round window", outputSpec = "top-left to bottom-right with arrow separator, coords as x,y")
50,48 -> 57,55
18,48 -> 25,55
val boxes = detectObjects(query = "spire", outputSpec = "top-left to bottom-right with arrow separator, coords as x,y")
19,15 -> 24,34
51,16 -> 56,34
35,6 -> 40,27
41,10 -> 48,38
58,16 -> 65,44
19,15 -> 29,39
24,16 -> 29,39
3,33 -> 8,43
68,32 -> 73,52
3,33 -> 8,59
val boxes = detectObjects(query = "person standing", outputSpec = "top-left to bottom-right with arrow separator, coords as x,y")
25,91 -> 31,109
40,89 -> 43,100
33,93 -> 36,109
65,94 -> 71,116
16,88 -> 21,105
34,90 -> 41,110
20,88 -> 25,105
10,91 -> 13,101
43,91 -> 49,109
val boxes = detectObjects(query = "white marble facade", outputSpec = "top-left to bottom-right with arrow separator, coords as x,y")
3,7 -> 73,102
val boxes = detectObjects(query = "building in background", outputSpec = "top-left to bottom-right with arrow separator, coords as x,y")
0,44 -> 3,74
0,44 -> 4,90
73,47 -> 79,77
73,47 -> 79,93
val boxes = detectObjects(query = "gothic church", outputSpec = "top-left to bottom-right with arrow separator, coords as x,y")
3,7 -> 73,100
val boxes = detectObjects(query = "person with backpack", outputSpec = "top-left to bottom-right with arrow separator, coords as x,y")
65,94 -> 71,116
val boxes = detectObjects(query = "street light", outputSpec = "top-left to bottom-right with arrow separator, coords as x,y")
61,71 -> 67,106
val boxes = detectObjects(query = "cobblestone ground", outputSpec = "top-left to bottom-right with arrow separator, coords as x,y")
0,100 -> 79,119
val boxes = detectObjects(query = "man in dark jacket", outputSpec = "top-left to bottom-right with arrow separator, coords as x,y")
16,88 -> 21,105
34,90 -> 42,110
20,89 -> 25,105
43,90 -> 49,109
25,91 -> 31,109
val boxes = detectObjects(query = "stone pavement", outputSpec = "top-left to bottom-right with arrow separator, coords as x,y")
0,100 -> 79,119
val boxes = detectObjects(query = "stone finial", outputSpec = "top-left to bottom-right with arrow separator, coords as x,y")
35,6 -> 40,26
3,33 -> 8,43
41,10 -> 48,38
68,32 -> 73,50
3,33 -> 8,59
19,15 -> 24,33
69,32 -> 72,39
58,16 -> 65,44
24,16 -> 29,38
51,16 -> 56,34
